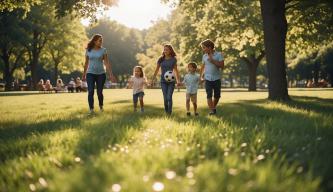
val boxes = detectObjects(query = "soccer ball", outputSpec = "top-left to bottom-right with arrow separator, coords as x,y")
164,71 -> 175,82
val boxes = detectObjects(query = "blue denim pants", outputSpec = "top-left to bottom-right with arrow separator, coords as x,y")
86,73 -> 106,110
161,82 -> 175,114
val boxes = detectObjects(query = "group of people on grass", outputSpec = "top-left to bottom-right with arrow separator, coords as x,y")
38,77 -> 87,93
82,34 -> 224,116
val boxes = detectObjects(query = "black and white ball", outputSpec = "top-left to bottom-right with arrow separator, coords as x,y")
164,71 -> 175,82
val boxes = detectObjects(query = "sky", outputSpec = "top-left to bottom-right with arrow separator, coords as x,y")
82,0 -> 175,30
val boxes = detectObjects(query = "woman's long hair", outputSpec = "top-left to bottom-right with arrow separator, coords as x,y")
87,34 -> 102,52
157,44 -> 176,64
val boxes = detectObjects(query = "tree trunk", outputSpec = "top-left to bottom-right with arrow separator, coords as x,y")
54,63 -> 59,83
30,30 -> 42,90
1,49 -> 12,91
260,0 -> 290,100
229,75 -> 234,88
30,49 -> 39,90
248,64 -> 257,91
313,61 -> 320,86
242,55 -> 259,91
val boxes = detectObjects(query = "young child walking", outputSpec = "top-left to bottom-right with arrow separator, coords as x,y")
128,66 -> 148,112
182,62 -> 200,116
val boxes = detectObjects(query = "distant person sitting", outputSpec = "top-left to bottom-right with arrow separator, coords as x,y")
306,80 -> 314,88
45,79 -> 53,92
81,80 -> 88,92
75,77 -> 82,92
67,78 -> 75,93
54,78 -> 64,93
37,79 -> 45,92
13,79 -> 20,91
318,79 -> 328,88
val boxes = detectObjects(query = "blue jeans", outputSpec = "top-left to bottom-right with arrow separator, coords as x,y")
133,91 -> 145,104
86,73 -> 106,110
161,82 -> 175,114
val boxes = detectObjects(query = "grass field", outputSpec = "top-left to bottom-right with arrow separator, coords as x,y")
0,88 -> 333,192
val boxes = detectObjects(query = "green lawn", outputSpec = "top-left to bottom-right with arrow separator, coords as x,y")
0,88 -> 333,192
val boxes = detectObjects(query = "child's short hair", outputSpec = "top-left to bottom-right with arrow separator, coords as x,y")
201,39 -> 215,49
188,62 -> 197,69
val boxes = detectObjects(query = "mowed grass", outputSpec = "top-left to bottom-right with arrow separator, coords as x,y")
0,88 -> 333,192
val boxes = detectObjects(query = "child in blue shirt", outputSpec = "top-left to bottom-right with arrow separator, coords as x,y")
182,62 -> 200,116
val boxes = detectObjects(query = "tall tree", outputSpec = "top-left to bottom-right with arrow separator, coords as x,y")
0,10 -> 28,91
44,16 -> 87,82
20,3 -> 57,89
260,0 -> 289,100
0,0 -> 118,18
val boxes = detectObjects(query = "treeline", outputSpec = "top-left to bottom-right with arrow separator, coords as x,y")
1,0 -> 332,100
0,2 -> 87,90
137,0 -> 333,93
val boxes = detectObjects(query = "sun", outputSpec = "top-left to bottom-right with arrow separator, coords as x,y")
82,0 -> 175,30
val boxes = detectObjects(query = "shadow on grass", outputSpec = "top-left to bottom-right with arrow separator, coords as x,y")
1,95 -> 332,191
288,95 -> 333,115
73,105 -> 164,160
173,96 -> 333,191
0,114 -> 83,163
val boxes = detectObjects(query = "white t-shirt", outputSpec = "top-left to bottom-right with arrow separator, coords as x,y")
129,76 -> 147,94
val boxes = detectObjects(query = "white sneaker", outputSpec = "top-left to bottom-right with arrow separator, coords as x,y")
89,109 -> 95,115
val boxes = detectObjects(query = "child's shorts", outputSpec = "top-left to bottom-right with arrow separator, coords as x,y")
186,93 -> 197,103
133,91 -> 145,103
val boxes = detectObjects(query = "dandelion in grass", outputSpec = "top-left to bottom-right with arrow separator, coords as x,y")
111,184 -> 121,192
241,143 -> 247,148
39,177 -> 48,187
29,184 -> 36,191
189,179 -> 196,185
165,171 -> 176,180
187,166 -> 194,172
143,175 -> 149,182
228,168 -> 239,176
152,182 -> 164,191
186,171 -> 194,178
297,166 -> 303,173
257,154 -> 265,161
241,152 -> 246,157
224,152 -> 229,156
25,170 -> 33,178
265,149 -> 270,154
74,157 -> 81,163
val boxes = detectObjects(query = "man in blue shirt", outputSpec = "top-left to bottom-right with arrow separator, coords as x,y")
200,39 -> 224,115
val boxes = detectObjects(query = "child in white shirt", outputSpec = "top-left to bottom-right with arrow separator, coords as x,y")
128,66 -> 148,112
